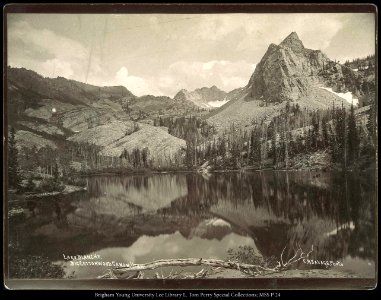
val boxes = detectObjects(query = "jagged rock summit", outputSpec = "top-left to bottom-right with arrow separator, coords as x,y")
279,31 -> 305,52
174,85 -> 227,109
248,32 -> 331,103
207,32 -> 360,131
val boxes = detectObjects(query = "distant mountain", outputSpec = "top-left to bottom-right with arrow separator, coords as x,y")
207,32 -> 374,132
174,85 -> 229,109
126,94 -> 202,122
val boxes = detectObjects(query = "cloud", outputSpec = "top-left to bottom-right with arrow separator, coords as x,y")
291,15 -> 344,50
8,20 -> 256,99
41,58 -> 74,79
324,14 -> 375,62
221,76 -> 247,89
232,14 -> 344,57
112,66 -> 164,97
8,20 -> 104,83
110,60 -> 255,97
9,21 -> 87,61
156,60 -> 255,96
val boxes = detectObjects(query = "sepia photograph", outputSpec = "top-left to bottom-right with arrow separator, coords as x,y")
3,4 -> 378,290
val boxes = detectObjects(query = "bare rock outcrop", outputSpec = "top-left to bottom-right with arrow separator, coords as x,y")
248,32 -> 331,103
174,86 -> 228,109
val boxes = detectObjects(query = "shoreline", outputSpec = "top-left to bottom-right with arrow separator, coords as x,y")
24,185 -> 87,199
8,184 -> 87,206
73,166 -> 376,177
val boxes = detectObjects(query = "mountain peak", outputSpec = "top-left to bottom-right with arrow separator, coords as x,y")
281,32 -> 301,43
174,89 -> 188,101
174,86 -> 227,109
282,31 -> 300,41
279,32 -> 304,52
247,31 -> 330,103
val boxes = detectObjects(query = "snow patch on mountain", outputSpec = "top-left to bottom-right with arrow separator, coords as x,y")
208,98 -> 230,108
319,87 -> 359,106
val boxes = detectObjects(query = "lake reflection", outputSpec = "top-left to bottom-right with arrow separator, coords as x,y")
11,171 -> 376,278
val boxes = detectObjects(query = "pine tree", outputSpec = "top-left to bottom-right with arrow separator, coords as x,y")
343,103 -> 347,168
142,148 -> 149,168
347,104 -> 359,165
53,161 -> 60,182
311,112 -> 320,150
219,136 -> 226,159
249,129 -> 255,164
272,118 -> 278,168
261,123 -> 268,168
8,127 -> 21,189
334,103 -> 347,166
367,96 -> 376,148
322,115 -> 329,148
284,117 -> 289,169
329,103 -> 337,161
250,128 -> 261,166
305,128 -> 313,153
132,148 -> 141,168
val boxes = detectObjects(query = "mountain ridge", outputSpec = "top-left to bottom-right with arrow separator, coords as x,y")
207,32 -> 368,131
174,85 -> 229,109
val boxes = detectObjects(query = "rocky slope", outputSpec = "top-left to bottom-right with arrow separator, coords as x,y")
7,67 -> 188,165
207,86 -> 349,133
8,67 -> 202,129
68,120 -> 186,163
7,67 -> 132,132
174,86 -> 229,109
247,32 -> 327,103
15,130 -> 58,150
125,94 -> 202,123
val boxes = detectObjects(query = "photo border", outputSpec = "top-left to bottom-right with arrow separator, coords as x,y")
2,2 -> 378,291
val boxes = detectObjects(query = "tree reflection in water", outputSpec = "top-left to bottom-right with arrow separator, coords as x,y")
9,171 -> 376,277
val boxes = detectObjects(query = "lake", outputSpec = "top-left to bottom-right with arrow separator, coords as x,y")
9,170 -> 376,279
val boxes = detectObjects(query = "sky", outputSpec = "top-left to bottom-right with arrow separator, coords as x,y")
7,13 -> 375,97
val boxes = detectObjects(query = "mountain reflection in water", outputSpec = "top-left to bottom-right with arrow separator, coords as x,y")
10,171 -> 376,278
